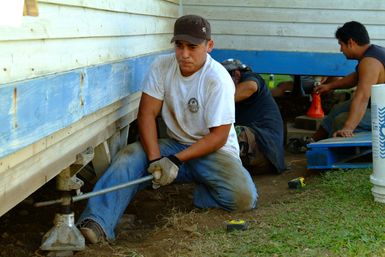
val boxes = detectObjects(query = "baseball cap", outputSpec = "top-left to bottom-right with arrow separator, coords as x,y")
221,59 -> 248,72
171,15 -> 211,45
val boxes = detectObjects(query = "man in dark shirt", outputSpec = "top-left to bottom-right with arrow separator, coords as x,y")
312,21 -> 385,140
221,59 -> 285,174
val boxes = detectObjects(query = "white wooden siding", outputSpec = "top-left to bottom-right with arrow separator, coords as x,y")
183,0 -> 385,10
0,0 -> 179,84
0,35 -> 171,84
183,0 -> 385,52
0,0 -> 180,217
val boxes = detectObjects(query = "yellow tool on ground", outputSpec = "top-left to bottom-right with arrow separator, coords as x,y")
288,177 -> 305,189
226,219 -> 248,232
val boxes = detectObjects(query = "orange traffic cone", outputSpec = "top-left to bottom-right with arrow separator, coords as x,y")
307,92 -> 324,118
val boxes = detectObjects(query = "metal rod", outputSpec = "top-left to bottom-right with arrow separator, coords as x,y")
34,199 -> 63,207
72,175 -> 153,202
35,175 -> 153,207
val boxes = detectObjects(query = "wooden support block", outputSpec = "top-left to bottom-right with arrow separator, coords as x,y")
108,131 -> 121,161
295,115 -> 323,131
92,141 -> 111,179
286,122 -> 314,142
119,125 -> 129,150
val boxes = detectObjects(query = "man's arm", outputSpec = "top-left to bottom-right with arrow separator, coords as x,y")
333,57 -> 381,137
235,80 -> 258,102
138,93 -> 163,161
314,72 -> 357,94
175,124 -> 232,162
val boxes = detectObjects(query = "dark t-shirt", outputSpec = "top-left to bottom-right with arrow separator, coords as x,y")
362,44 -> 385,68
356,44 -> 385,108
235,71 -> 285,172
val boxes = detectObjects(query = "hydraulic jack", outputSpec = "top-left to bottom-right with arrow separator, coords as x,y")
39,148 -> 93,256
36,147 -> 154,255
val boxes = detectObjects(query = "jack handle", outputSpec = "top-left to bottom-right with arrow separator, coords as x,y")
34,175 -> 154,207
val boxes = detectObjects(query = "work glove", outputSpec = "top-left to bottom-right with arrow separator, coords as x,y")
147,155 -> 182,187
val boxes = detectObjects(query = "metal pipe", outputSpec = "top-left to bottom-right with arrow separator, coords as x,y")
35,175 -> 153,207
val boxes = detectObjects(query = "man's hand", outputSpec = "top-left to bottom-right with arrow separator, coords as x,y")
333,129 -> 354,138
313,83 -> 332,95
147,155 -> 182,186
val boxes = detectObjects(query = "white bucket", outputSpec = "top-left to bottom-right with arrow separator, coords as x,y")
371,83 -> 385,203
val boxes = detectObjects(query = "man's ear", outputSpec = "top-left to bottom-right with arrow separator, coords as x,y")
234,70 -> 242,84
348,38 -> 356,48
207,39 -> 214,53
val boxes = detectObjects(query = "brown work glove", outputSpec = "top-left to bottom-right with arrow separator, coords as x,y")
147,155 -> 182,188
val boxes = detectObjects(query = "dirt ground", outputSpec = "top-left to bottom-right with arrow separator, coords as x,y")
0,90 -> 350,257
0,150 -> 317,257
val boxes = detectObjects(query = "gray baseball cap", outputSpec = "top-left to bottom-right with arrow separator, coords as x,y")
221,59 -> 248,72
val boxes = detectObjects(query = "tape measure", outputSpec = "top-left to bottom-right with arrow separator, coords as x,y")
226,219 -> 248,232
288,177 -> 305,189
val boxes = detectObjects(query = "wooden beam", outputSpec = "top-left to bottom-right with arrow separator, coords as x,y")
0,92 -> 141,175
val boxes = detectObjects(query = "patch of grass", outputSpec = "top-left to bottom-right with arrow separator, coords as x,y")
180,169 -> 385,257
260,74 -> 292,88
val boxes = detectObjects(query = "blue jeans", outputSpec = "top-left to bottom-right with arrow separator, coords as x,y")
321,100 -> 371,136
77,138 -> 257,240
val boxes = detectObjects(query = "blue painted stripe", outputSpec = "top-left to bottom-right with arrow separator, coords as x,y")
210,49 -> 358,76
0,49 -> 358,159
0,51 -> 169,158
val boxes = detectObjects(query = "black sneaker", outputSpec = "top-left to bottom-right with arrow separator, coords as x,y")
287,137 -> 314,154
79,219 -> 106,244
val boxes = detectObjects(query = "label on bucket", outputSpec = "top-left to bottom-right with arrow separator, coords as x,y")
371,83 -> 385,161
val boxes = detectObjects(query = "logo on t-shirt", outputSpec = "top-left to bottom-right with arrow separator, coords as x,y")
188,98 -> 199,113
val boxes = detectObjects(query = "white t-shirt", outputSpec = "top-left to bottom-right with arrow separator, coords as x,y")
142,53 -> 240,158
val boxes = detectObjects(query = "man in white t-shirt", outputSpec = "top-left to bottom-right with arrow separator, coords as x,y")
77,15 -> 257,244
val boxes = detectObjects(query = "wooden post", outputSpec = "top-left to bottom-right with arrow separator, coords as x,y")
23,0 -> 38,16
92,141 -> 111,179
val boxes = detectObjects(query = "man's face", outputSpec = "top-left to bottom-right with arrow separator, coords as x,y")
175,40 -> 213,76
338,39 -> 354,59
